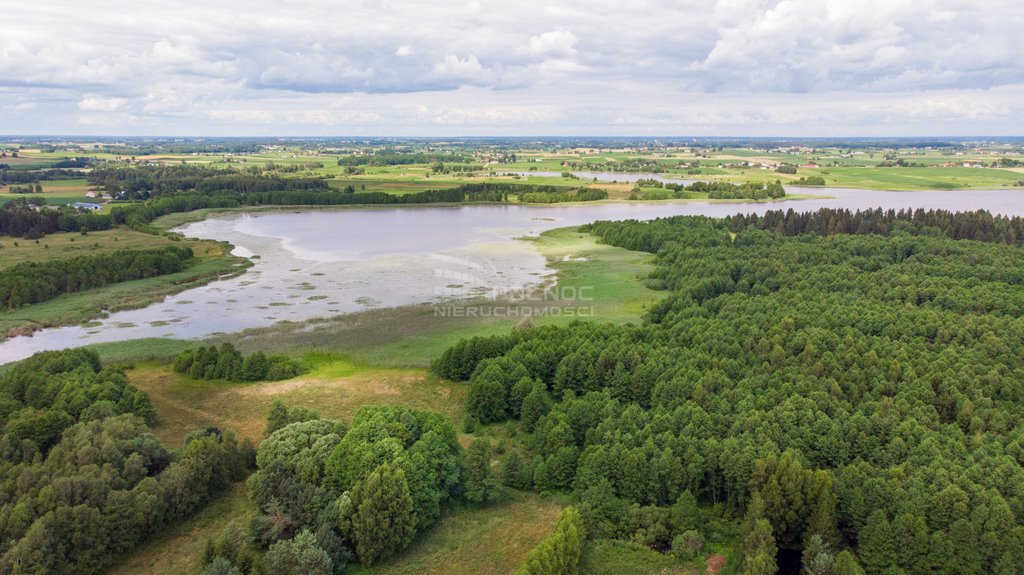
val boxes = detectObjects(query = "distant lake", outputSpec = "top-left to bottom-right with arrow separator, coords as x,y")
1,186 -> 1023,364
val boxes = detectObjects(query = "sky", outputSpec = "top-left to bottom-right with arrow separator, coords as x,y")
1,0 -> 1022,137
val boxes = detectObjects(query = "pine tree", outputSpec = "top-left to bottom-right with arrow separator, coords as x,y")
833,550 -> 866,575
266,400 -> 290,436
801,534 -> 834,575
350,462 -> 417,565
670,490 -> 701,535
742,518 -> 778,575
858,510 -> 896,574
467,376 -> 507,423
462,438 -> 500,504
520,382 -> 551,432
501,451 -> 530,490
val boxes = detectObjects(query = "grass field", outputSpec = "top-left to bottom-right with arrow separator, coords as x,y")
352,493 -> 564,575
0,177 -> 99,207
582,540 -> 700,575
106,481 -> 257,575
0,228 -> 208,267
328,178 -> 462,195
806,166 -> 1023,190
127,355 -> 464,446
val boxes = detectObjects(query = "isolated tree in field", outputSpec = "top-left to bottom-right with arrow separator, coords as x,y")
462,438 -> 500,504
350,462 -> 417,565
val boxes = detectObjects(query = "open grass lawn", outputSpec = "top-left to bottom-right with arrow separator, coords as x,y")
127,355 -> 465,446
105,481 -> 257,575
351,493 -> 563,575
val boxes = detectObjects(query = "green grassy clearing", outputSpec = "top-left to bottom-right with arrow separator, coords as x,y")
351,493 -> 564,575
804,166 -> 1024,190
126,355 -> 464,446
105,481 -> 257,575
582,540 -> 700,575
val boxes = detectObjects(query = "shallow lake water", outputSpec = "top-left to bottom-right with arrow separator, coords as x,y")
1,185 -> 1023,364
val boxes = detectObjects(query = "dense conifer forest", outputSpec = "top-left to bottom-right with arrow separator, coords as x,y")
435,208 -> 1024,574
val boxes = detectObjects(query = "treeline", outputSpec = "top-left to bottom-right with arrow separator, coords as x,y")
0,245 -> 193,309
794,175 -> 826,185
0,349 -> 253,574
0,167 -> 89,184
337,152 -> 470,166
88,165 -> 329,200
436,211 -> 1024,574
108,186 -> 503,230
730,207 -> 1024,246
690,180 -> 786,199
521,189 -> 608,203
173,343 -> 303,382
630,180 -> 786,201
108,183 -> 582,230
0,201 -> 114,238
200,404 -> 502,574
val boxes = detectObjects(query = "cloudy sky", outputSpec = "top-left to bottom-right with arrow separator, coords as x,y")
2,0 -> 1022,136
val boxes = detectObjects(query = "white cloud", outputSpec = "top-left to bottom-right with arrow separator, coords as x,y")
522,30 -> 577,58
78,95 -> 128,112
0,0 -> 1020,134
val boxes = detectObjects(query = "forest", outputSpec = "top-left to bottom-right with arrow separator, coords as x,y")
0,349 -> 253,574
0,245 -> 194,309
432,208 -> 1024,574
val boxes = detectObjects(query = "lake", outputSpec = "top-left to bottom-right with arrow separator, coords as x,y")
1,186 -> 1023,364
